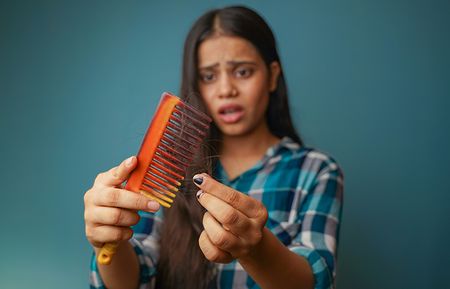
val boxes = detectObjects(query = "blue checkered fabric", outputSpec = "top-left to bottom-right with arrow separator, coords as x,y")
90,137 -> 344,289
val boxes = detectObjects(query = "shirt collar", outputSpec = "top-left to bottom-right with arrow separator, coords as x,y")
263,136 -> 300,160
215,136 -> 301,183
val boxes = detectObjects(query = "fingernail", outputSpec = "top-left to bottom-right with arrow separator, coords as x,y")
193,175 -> 204,185
125,156 -> 134,167
147,201 -> 160,211
196,190 -> 203,199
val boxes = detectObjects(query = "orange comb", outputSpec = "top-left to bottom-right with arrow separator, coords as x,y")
97,92 -> 211,265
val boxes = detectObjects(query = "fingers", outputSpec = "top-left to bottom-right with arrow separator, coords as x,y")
94,156 -> 137,187
193,174 -> 268,260
91,187 -> 160,212
197,192 -> 250,236
203,212 -> 246,257
85,206 -> 141,227
193,173 -> 263,218
86,225 -> 133,245
84,157 -> 161,249
198,230 -> 234,263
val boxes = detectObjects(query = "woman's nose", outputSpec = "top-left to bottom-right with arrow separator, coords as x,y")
217,74 -> 237,99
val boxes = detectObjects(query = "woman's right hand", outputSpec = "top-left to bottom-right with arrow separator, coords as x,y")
84,156 -> 160,249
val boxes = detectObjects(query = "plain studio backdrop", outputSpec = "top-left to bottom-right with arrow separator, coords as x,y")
0,1 -> 449,288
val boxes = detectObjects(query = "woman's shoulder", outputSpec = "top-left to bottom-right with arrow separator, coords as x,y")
278,139 -> 344,197
279,137 -> 343,177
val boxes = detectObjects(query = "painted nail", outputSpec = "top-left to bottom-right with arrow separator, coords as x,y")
193,175 -> 204,185
196,190 -> 204,199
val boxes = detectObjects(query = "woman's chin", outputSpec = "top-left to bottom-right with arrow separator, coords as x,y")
219,124 -> 246,137
217,123 -> 254,138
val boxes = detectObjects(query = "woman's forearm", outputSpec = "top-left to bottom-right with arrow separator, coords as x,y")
238,228 -> 314,289
94,241 -> 140,289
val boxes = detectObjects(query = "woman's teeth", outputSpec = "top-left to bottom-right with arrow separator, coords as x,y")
218,107 -> 244,123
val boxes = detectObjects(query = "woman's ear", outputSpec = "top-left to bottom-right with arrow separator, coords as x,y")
269,61 -> 281,92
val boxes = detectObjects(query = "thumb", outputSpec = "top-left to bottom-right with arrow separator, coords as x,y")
100,156 -> 137,187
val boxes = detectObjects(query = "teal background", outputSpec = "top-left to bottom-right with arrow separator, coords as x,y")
1,0 -> 449,288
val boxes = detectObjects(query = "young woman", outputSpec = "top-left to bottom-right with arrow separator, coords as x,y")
84,6 -> 343,289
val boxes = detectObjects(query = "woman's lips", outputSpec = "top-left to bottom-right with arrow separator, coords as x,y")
217,104 -> 244,124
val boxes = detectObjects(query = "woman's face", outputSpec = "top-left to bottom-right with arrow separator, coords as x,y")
197,35 -> 280,137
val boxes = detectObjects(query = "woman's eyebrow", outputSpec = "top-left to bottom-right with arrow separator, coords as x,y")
198,60 -> 257,70
198,63 -> 219,70
226,60 -> 257,67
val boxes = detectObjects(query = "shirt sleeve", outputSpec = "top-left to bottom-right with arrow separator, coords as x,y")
289,154 -> 344,289
89,210 -> 163,289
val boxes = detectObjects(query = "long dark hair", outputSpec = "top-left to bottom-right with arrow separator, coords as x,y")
156,6 -> 303,289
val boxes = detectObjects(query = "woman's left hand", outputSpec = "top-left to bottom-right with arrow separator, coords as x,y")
193,173 -> 268,263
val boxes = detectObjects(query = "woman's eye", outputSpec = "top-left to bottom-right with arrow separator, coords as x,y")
200,72 -> 215,83
235,68 -> 253,78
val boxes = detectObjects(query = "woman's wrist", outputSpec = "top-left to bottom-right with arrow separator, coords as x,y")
95,240 -> 141,289
237,227 -> 277,266
237,228 -> 314,289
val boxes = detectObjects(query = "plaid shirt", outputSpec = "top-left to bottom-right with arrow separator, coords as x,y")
90,137 -> 344,289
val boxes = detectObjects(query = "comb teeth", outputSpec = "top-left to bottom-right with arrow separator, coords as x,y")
125,92 -> 211,208
97,92 -> 212,265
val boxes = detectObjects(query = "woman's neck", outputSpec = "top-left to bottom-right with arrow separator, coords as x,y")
219,122 -> 280,179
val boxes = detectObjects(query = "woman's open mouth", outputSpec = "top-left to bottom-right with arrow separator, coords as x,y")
217,104 -> 244,124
